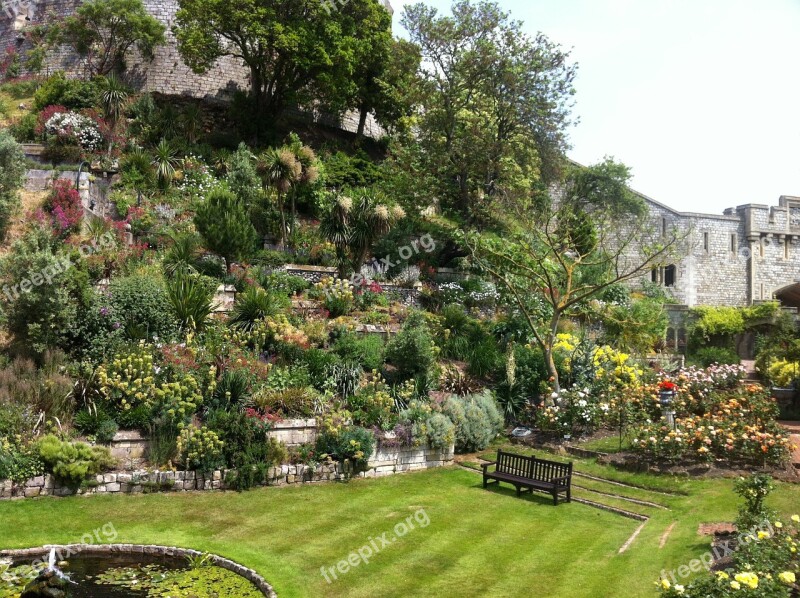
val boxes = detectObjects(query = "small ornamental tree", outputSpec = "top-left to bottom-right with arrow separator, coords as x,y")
194,187 -> 258,274
43,179 -> 84,238
60,0 -> 166,76
0,129 -> 25,241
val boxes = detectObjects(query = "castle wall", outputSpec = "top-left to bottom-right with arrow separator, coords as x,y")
1,0 -> 387,135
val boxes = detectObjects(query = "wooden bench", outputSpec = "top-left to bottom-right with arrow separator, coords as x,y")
482,450 -> 572,505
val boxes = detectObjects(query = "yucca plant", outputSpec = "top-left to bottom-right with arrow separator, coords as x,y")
163,233 -> 201,276
83,215 -> 114,246
209,369 -> 252,411
229,286 -> 289,332
256,146 -> 300,246
121,146 -> 155,189
181,103 -> 204,144
166,272 -> 214,332
99,74 -> 130,127
151,139 -> 180,188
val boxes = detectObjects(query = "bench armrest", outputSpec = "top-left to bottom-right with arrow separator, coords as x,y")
481,461 -> 497,472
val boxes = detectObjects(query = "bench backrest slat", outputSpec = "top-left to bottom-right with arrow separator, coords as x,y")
494,450 -> 571,482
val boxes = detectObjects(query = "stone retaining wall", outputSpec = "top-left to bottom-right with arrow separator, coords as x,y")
0,545 -> 276,597
266,418 -> 316,447
280,264 -> 421,306
0,443 -> 454,500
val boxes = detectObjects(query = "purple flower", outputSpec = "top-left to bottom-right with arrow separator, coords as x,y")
112,322 -> 121,330
99,307 -> 109,316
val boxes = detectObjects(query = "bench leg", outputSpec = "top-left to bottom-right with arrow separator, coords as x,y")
483,476 -> 487,489
516,485 -> 522,497
566,486 -> 571,503
553,491 -> 558,506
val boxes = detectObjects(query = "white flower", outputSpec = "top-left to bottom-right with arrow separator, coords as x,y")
577,399 -> 588,407
551,392 -> 559,399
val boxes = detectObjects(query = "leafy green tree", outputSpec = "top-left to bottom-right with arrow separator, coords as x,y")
0,130 -> 25,242
194,187 -> 259,273
175,0 -> 392,127
60,0 -> 166,76
467,159 -> 685,391
400,0 -> 576,224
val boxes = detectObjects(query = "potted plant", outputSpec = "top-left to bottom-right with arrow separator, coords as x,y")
658,380 -> 677,407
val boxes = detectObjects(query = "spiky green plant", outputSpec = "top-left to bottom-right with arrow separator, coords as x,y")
151,139 -> 180,188
229,287 -> 289,332
166,272 -> 214,332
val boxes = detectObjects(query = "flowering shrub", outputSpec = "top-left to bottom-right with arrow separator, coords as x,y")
312,277 -> 354,317
39,107 -> 104,151
96,343 -> 158,413
630,384 -> 792,466
176,425 -> 224,472
536,386 -> 609,436
175,155 -> 217,198
42,179 -> 83,237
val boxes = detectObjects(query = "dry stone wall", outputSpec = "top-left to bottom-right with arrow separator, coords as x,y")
0,443 -> 454,500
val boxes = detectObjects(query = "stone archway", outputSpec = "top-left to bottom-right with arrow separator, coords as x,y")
774,283 -> 800,310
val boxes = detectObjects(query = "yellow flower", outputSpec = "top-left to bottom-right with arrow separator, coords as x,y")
660,579 -> 671,590
775,521 -> 783,529
716,571 -> 729,580
792,514 -> 800,523
778,571 -> 796,585
730,581 -> 741,590
757,531 -> 770,540
734,572 -> 758,589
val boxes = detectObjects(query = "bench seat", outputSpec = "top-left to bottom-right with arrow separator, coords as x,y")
482,450 -> 572,505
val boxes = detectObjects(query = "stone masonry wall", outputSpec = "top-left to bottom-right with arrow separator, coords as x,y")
0,443 -> 454,500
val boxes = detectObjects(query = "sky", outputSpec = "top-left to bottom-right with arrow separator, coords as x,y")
391,0 -> 800,216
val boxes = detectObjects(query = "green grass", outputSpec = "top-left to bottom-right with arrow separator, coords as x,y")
0,466 -> 798,597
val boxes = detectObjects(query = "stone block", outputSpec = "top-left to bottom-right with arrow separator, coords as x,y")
24,487 -> 40,498
105,483 -> 121,492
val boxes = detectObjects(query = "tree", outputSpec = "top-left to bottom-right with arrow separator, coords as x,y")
320,191 -> 404,278
194,187 -> 259,273
60,0 -> 165,76
322,6 -> 420,138
0,130 -> 25,242
256,147 -> 300,247
400,0 -> 576,224
175,0 -> 392,127
466,159 -> 687,392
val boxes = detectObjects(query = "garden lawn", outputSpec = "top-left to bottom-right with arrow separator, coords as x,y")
0,466 -> 799,598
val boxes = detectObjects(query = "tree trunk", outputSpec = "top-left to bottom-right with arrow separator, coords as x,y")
356,103 -> 369,140
289,192 -> 296,244
277,191 -> 286,248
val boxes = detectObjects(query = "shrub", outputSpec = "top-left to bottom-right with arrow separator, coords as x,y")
0,227 -> 88,357
194,187 -> 259,273
109,274 -> 179,341
466,337 -> 502,379
329,361 -> 363,400
690,346 -> 740,368
442,392 -> 503,453
176,425 -> 224,472
385,320 -> 437,381
424,413 -> 455,449
258,271 -> 310,297
36,434 -> 115,484
33,73 -> 100,110
9,112 -> 37,143
208,369 -> 253,412
0,440 -> 44,484
73,406 -> 119,443
43,179 -> 83,237
347,377 -> 396,430
252,386 -> 320,418
166,272 -> 215,332
332,333 -> 385,372
0,351 -> 75,422
311,277 -> 354,317
95,343 -> 157,414
229,286 -> 289,332
0,129 -> 25,241
315,425 -> 375,470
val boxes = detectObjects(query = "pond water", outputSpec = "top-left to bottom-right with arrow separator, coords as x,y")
1,551 -> 264,597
